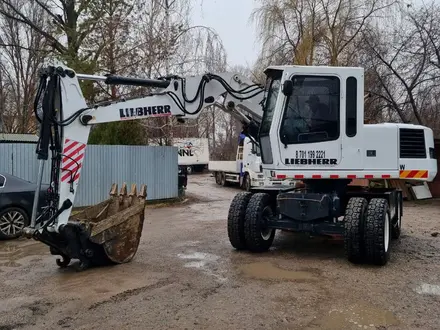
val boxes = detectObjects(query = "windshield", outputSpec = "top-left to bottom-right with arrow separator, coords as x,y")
260,71 -> 282,137
280,75 -> 340,144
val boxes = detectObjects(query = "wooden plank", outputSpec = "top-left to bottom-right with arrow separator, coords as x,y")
388,179 -> 411,200
348,179 -> 370,187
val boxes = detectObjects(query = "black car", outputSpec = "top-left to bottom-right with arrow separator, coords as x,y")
0,173 -> 50,239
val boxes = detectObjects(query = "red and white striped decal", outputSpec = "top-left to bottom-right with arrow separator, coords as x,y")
61,138 -> 86,183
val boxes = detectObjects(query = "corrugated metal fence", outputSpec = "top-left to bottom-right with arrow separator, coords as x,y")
0,143 -> 178,206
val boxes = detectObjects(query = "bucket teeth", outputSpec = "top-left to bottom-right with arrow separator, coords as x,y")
130,183 -> 137,196
138,184 -> 147,199
59,182 -> 148,269
120,182 -> 128,196
109,183 -> 118,196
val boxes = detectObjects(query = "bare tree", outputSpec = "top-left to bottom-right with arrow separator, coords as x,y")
0,0 -> 110,72
0,0 -> 49,133
251,0 -> 324,66
251,0 -> 397,68
132,0 -> 227,146
362,1 -> 440,130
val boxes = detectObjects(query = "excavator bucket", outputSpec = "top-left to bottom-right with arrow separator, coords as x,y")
49,183 -> 147,270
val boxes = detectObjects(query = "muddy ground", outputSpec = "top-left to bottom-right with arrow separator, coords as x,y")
0,174 -> 439,330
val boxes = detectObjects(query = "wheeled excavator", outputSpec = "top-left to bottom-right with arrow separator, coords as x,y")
24,62 -> 437,270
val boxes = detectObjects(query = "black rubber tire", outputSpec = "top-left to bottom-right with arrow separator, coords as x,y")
215,172 -> 221,185
364,198 -> 391,266
391,200 -> 401,239
243,173 -> 251,192
227,192 -> 253,250
0,207 -> 29,240
344,197 -> 368,264
221,172 -> 228,186
244,193 -> 275,252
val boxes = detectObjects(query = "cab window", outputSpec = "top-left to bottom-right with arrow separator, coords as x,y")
280,75 -> 340,144
259,70 -> 282,164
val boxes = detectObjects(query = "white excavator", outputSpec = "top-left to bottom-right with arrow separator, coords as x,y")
24,62 -> 437,270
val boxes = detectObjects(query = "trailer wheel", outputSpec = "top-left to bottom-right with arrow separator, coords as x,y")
215,172 -> 222,185
364,198 -> 391,265
391,198 -> 402,239
344,197 -> 368,264
244,193 -> 275,252
227,192 -> 253,250
220,172 -> 228,186
243,173 -> 251,192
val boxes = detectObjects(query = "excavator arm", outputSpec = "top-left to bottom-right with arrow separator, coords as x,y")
24,62 -> 266,270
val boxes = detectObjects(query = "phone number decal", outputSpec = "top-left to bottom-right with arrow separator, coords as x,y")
285,150 -> 338,165
295,150 -> 326,159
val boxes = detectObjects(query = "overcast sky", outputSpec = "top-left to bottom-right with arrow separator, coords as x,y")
190,0 -> 260,69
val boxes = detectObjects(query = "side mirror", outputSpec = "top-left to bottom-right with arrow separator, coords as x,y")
282,80 -> 293,96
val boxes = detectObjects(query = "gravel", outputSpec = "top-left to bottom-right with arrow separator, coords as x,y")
0,174 -> 439,330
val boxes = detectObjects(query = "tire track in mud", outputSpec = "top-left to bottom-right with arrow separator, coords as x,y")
0,299 -> 53,330
88,278 -> 174,310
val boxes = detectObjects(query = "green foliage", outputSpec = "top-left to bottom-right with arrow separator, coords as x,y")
88,120 -> 147,145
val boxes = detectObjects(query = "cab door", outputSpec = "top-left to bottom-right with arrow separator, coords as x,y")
277,74 -> 343,171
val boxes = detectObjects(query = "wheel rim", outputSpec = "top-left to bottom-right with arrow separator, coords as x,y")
260,206 -> 273,240
186,166 -> 192,174
384,212 -> 390,252
0,210 -> 25,237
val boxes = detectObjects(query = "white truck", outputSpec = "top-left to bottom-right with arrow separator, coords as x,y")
174,138 -> 209,174
209,135 -> 296,191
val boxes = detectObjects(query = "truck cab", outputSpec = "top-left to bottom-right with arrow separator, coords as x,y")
209,135 -> 297,190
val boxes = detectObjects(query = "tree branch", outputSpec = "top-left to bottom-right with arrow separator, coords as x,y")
0,0 -> 66,53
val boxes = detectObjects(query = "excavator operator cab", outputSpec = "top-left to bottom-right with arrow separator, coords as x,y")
259,65 -> 365,173
259,65 -> 436,182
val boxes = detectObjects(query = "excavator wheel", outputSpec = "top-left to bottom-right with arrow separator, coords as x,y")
55,183 -> 147,270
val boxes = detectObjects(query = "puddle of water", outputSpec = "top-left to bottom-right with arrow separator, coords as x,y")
177,251 -> 226,282
174,241 -> 201,248
415,283 -> 440,296
0,240 -> 48,267
177,252 -> 219,262
238,261 -> 318,281
184,261 -> 206,268
309,302 -> 399,330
